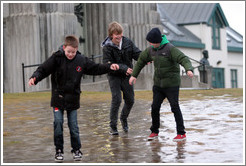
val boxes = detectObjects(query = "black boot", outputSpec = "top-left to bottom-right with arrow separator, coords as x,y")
120,118 -> 128,132
109,127 -> 119,135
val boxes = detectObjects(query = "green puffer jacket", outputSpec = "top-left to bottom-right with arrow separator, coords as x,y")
132,36 -> 193,88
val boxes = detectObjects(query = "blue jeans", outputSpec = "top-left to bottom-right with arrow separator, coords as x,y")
53,108 -> 81,151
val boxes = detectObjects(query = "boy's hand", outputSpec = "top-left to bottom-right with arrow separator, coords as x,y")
147,61 -> 153,65
28,77 -> 36,86
129,76 -> 137,85
187,71 -> 193,78
126,68 -> 133,76
110,64 -> 119,70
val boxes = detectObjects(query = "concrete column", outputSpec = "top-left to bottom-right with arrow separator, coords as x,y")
98,4 -> 106,55
3,3 -> 163,92
3,3 -> 78,93
4,4 -> 42,93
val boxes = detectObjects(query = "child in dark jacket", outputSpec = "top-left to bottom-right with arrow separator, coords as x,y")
101,21 -> 141,135
29,35 -> 119,162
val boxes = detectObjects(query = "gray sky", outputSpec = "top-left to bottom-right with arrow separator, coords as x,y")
220,1 -> 245,35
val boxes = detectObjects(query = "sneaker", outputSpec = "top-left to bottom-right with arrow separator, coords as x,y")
55,149 -> 64,162
120,119 -> 128,132
147,132 -> 158,140
71,149 -> 83,161
173,134 -> 186,142
109,128 -> 119,135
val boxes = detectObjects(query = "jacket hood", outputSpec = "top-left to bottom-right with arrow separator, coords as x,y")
101,37 -> 113,47
59,45 -> 64,52
101,37 -> 122,50
152,35 -> 170,50
161,35 -> 169,45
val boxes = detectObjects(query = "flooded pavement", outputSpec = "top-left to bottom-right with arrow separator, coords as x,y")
3,94 -> 244,164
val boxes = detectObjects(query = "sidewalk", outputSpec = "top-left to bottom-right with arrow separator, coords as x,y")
3,95 -> 244,163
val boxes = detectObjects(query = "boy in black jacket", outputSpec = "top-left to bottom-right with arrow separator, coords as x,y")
101,21 -> 141,135
29,35 -> 119,162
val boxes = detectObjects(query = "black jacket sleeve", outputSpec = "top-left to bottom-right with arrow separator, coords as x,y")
30,52 -> 58,84
102,46 -> 128,75
84,56 -> 112,75
102,46 -> 113,64
130,40 -> 141,61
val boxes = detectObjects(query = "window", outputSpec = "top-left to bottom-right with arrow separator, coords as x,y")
231,69 -> 238,88
210,11 -> 223,50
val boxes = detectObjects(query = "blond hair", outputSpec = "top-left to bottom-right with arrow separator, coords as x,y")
64,35 -> 79,48
108,21 -> 123,37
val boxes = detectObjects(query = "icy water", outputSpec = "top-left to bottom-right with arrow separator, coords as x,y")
3,95 -> 244,164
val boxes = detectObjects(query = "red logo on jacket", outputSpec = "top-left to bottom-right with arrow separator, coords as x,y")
76,66 -> 82,72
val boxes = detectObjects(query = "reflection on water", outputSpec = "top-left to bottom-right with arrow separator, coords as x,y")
149,139 -> 162,162
148,136 -> 187,163
3,97 -> 243,163
176,141 -> 186,161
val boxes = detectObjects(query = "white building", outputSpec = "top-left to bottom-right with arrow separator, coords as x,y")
157,3 -> 243,88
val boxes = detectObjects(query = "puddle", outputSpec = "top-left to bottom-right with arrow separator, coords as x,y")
3,96 -> 244,163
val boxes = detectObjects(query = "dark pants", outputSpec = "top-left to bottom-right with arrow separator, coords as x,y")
108,75 -> 134,129
150,86 -> 186,135
53,108 -> 81,152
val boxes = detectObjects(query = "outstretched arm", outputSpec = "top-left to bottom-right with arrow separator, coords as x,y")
170,47 -> 194,74
84,57 -> 119,75
110,64 -> 119,70
187,70 -> 193,78
131,41 -> 141,61
129,76 -> 137,85
130,48 -> 152,85
28,77 -> 36,86
102,46 -> 132,76
28,51 -> 58,86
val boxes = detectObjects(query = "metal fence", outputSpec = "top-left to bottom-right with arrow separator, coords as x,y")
21,54 -> 103,92
188,57 -> 207,83
22,55 -> 207,92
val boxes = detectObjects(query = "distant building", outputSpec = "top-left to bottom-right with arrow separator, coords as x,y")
3,3 -> 243,93
157,3 -> 243,88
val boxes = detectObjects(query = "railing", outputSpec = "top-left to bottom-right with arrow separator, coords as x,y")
22,55 -> 207,92
22,63 -> 40,92
187,57 -> 206,83
21,54 -> 103,92
90,54 -> 103,82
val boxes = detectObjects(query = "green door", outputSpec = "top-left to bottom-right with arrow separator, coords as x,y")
212,68 -> 225,88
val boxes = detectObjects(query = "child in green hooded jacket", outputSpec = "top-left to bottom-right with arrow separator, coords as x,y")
129,27 -> 193,142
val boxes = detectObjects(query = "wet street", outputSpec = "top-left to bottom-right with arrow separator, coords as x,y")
3,93 -> 244,164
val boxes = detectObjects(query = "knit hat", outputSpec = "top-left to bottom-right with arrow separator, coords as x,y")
146,28 -> 162,43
